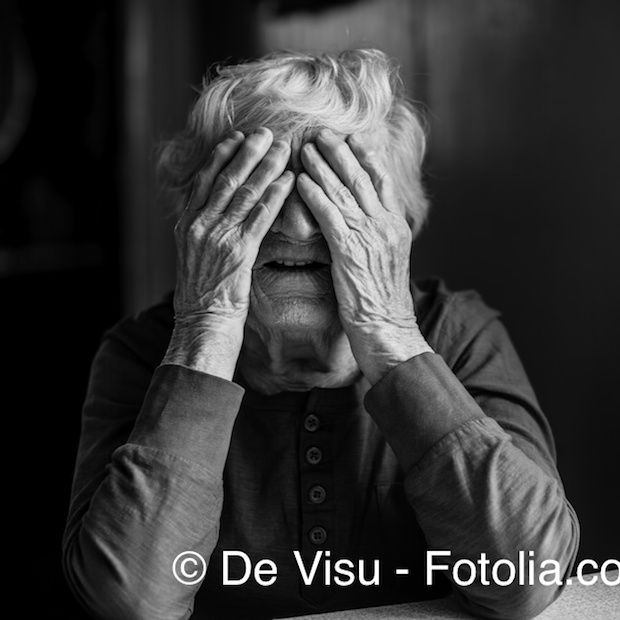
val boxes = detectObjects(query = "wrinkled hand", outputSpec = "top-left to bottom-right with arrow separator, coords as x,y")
165,127 -> 294,377
173,127 -> 293,323
297,128 -> 432,383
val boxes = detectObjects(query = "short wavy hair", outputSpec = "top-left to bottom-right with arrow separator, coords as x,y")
157,48 -> 430,237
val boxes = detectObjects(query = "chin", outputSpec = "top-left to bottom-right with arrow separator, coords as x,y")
247,295 -> 340,333
242,286 -> 359,394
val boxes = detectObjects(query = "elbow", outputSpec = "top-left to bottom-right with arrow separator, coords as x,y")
63,536 -> 192,620
63,552 -> 149,620
455,581 -> 566,620
456,514 -> 580,620
454,542 -> 580,619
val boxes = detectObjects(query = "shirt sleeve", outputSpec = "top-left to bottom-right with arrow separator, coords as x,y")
62,330 -> 244,620
363,313 -> 580,620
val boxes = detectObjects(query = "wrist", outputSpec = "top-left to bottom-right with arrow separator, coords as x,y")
349,323 -> 433,385
163,314 -> 245,380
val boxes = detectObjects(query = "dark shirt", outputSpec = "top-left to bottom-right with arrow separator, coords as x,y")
63,278 -> 579,619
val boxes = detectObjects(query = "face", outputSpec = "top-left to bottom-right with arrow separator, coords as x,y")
247,131 -> 340,336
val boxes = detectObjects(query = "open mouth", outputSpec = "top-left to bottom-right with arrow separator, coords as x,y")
253,256 -> 333,295
263,260 -> 328,272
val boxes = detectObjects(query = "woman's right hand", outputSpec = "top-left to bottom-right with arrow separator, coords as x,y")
174,127 -> 293,322
164,127 -> 294,377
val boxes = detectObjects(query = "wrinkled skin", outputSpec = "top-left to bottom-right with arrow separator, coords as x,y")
172,128 -> 293,322
297,129 -> 429,383
164,126 -> 430,391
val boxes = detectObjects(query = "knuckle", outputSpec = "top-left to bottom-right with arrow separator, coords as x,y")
185,218 -> 205,241
253,200 -> 270,216
362,147 -> 378,163
374,170 -> 391,194
257,155 -> 280,177
334,183 -> 355,205
212,170 -> 238,194
351,169 -> 372,193
234,184 -> 261,205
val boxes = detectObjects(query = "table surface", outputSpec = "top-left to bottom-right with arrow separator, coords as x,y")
285,570 -> 618,620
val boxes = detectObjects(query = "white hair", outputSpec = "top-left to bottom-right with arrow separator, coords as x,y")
157,48 -> 430,236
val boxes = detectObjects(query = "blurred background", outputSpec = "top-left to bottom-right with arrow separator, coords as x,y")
2,0 -> 618,616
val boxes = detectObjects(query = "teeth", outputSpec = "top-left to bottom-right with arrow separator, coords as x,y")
274,260 -> 312,266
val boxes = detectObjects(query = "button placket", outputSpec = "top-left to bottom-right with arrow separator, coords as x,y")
299,396 -> 334,604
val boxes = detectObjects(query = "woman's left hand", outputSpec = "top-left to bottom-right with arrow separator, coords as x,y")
297,128 -> 432,384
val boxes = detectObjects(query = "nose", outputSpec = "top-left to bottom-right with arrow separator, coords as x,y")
270,187 -> 322,241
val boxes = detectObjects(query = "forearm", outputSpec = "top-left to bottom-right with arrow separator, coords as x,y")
409,418 -> 578,619
64,446 -> 220,620
365,354 -> 580,619
63,365 -> 244,620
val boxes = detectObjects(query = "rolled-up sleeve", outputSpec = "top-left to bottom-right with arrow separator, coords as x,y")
63,334 -> 244,620
364,315 -> 580,619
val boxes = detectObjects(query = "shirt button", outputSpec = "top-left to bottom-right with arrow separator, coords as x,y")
305,446 -> 323,465
308,526 -> 328,545
308,485 -> 326,504
304,414 -> 320,432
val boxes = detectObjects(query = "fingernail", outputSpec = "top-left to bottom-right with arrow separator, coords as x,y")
253,127 -> 272,139
225,130 -> 244,142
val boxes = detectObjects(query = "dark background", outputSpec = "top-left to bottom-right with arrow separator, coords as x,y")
2,0 -> 618,616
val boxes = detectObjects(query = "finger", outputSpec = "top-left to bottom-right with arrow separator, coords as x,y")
315,128 -> 383,217
346,133 -> 399,214
188,131 -> 245,211
300,142 -> 361,219
205,127 -> 274,215
296,172 -> 349,246
242,170 -> 296,239
224,138 -> 291,222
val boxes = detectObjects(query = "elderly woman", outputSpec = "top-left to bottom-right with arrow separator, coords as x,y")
63,49 -> 579,619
